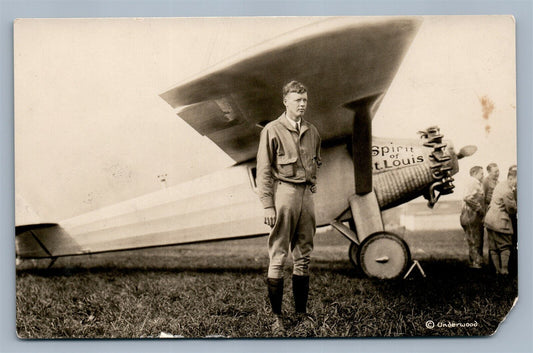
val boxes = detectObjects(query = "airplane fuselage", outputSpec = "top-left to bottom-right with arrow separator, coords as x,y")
15,129 -> 461,259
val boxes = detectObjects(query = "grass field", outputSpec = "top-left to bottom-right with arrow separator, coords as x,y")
16,228 -> 518,338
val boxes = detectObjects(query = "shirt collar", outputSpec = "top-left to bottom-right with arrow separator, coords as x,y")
284,112 -> 301,129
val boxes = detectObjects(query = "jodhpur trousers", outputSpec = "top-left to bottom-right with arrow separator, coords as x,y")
486,228 -> 512,252
267,181 -> 316,278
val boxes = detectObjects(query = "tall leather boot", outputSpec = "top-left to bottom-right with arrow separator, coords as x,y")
490,250 -> 500,275
267,277 -> 284,314
267,277 -> 285,334
292,275 -> 309,313
500,249 -> 511,275
292,275 -> 314,331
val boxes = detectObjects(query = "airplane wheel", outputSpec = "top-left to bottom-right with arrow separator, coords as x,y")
348,242 -> 359,267
357,232 -> 411,279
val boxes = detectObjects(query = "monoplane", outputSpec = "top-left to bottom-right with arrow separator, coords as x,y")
16,17 -> 476,279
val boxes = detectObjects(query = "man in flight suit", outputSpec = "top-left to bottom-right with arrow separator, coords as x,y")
256,81 -> 321,333
460,166 -> 485,268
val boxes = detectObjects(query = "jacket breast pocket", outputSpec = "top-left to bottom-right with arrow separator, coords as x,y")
277,155 -> 297,177
499,216 -> 512,232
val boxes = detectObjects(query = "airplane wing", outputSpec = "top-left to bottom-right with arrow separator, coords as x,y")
160,17 -> 422,163
16,17 -> 423,260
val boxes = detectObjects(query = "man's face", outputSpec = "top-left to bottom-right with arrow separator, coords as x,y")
475,170 -> 484,182
283,92 -> 307,120
509,175 -> 517,188
489,167 -> 500,179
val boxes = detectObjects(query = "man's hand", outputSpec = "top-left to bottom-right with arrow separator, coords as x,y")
264,207 -> 276,228
310,184 -> 317,193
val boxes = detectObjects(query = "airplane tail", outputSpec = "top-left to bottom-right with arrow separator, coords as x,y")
16,223 -> 83,259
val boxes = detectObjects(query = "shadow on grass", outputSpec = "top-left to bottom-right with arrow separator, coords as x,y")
16,265 -> 269,278
17,257 -> 518,287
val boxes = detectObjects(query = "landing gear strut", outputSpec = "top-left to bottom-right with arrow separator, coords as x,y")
348,231 -> 411,279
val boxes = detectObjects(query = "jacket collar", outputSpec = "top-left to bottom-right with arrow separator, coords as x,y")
276,112 -> 309,134
469,176 -> 482,186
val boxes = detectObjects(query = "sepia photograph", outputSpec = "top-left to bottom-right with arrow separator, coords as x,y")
14,15 -> 518,339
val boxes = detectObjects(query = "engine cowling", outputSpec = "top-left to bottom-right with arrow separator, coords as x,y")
372,126 -> 462,210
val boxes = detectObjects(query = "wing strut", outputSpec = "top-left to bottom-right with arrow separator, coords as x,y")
345,94 -> 382,194
341,94 -> 385,245
28,229 -> 58,268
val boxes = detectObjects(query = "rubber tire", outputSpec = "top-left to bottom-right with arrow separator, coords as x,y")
357,231 -> 411,279
348,242 -> 359,268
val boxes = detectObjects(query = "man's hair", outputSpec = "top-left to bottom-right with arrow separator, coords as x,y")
282,81 -> 307,98
508,165 -> 517,178
470,166 -> 483,176
486,163 -> 498,172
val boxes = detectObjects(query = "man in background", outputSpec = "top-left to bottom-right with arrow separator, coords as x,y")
484,167 -> 517,276
507,164 -> 518,275
460,166 -> 485,269
483,163 -> 499,208
482,163 -> 499,272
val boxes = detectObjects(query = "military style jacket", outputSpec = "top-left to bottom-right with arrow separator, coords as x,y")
482,175 -> 498,208
463,176 -> 485,215
484,180 -> 517,234
460,176 -> 485,227
256,113 -> 321,209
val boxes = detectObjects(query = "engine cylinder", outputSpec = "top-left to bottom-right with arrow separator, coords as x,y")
373,163 -> 434,209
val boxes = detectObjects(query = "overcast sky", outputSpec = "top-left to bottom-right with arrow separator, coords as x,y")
14,16 -> 516,222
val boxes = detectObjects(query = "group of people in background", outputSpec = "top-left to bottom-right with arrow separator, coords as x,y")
460,163 -> 517,275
